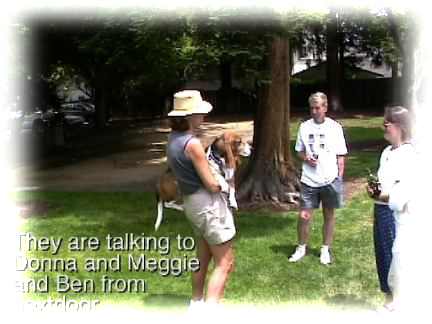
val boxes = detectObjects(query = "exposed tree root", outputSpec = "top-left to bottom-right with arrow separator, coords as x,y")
237,162 -> 300,212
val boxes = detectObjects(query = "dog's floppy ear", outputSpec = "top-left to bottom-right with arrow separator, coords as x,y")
222,130 -> 235,143
210,135 -> 223,153
214,134 -> 224,145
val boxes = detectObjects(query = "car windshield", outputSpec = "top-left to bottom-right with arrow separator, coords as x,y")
61,103 -> 94,112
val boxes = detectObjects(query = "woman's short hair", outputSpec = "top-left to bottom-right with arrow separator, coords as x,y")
308,92 -> 328,107
169,117 -> 190,132
384,106 -> 412,141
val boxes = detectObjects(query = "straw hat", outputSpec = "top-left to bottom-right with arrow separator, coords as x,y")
168,90 -> 213,117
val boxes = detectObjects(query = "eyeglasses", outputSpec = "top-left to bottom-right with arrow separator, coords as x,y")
383,122 -> 394,129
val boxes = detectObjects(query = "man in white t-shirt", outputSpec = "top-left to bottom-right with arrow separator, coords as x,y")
289,92 -> 348,265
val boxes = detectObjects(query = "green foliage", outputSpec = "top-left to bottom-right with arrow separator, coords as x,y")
285,7 -> 408,73
183,8 -> 276,87
12,8 -> 412,116
339,9 -> 401,66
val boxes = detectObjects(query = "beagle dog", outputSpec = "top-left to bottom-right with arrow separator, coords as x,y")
155,131 -> 251,230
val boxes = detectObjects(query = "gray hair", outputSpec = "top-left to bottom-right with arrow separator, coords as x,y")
308,92 -> 328,107
384,106 -> 412,141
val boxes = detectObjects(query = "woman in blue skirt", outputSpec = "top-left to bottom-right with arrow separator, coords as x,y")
367,106 -> 413,311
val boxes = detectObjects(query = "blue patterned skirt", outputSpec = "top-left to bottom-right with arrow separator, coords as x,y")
373,203 -> 396,293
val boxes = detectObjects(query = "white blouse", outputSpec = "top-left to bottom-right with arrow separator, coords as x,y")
377,143 -> 418,250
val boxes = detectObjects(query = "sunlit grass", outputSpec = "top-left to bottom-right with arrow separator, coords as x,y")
289,116 -> 383,143
17,162 -> 382,310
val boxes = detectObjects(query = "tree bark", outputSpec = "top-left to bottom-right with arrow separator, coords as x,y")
326,9 -> 343,112
401,29 -> 415,109
237,37 -> 300,211
387,9 -> 416,109
218,59 -> 234,113
338,26 -> 345,90
94,65 -> 108,128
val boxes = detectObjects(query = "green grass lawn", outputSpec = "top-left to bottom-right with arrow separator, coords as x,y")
16,116 -> 386,311
17,189 -> 380,310
290,115 -> 384,143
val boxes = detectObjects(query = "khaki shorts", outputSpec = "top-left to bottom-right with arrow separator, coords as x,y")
183,188 -> 236,245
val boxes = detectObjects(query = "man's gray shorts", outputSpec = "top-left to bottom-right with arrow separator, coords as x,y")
300,177 -> 344,209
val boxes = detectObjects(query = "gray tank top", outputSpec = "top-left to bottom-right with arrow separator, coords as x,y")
167,131 -> 204,195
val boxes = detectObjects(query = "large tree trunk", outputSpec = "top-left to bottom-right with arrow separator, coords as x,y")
338,27 -> 345,93
387,9 -> 416,109
95,65 -> 108,129
218,59 -> 234,114
326,9 -> 343,112
237,37 -> 300,211
401,29 -> 415,109
390,61 -> 400,104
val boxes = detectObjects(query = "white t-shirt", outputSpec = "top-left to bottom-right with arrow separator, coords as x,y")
378,143 -> 418,230
378,144 -> 414,199
295,117 -> 348,187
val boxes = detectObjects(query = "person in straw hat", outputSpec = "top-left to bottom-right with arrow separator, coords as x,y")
166,90 -> 235,311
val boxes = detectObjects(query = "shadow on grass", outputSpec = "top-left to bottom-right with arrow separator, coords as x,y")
21,192 -> 301,240
142,293 -> 190,309
324,293 -> 376,310
270,244 -> 321,259
306,247 -> 322,258
270,244 -> 296,259
153,209 -> 298,240
236,216 -> 296,238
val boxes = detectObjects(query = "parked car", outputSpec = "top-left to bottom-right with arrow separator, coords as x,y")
8,108 -> 62,136
7,107 -> 66,155
60,102 -> 95,127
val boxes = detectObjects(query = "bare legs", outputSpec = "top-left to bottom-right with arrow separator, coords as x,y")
322,208 -> 335,246
298,208 -> 313,245
298,208 -> 335,246
191,238 -> 211,301
191,238 -> 234,303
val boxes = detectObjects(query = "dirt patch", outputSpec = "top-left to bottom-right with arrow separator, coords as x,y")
344,177 -> 367,201
238,177 -> 367,212
16,114 -> 377,197
15,116 -> 255,192
16,201 -> 58,219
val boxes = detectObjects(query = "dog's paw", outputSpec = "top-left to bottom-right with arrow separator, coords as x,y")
164,201 -> 184,211
228,189 -> 238,210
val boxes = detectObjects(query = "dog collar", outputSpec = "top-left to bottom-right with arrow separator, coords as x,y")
207,144 -> 225,176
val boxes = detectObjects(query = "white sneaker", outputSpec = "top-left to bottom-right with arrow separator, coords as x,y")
289,245 -> 306,262
320,246 -> 332,265
205,301 -> 225,315
187,299 -> 205,314
375,304 -> 397,317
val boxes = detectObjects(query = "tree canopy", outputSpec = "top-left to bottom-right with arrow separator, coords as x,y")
12,7 -> 412,118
